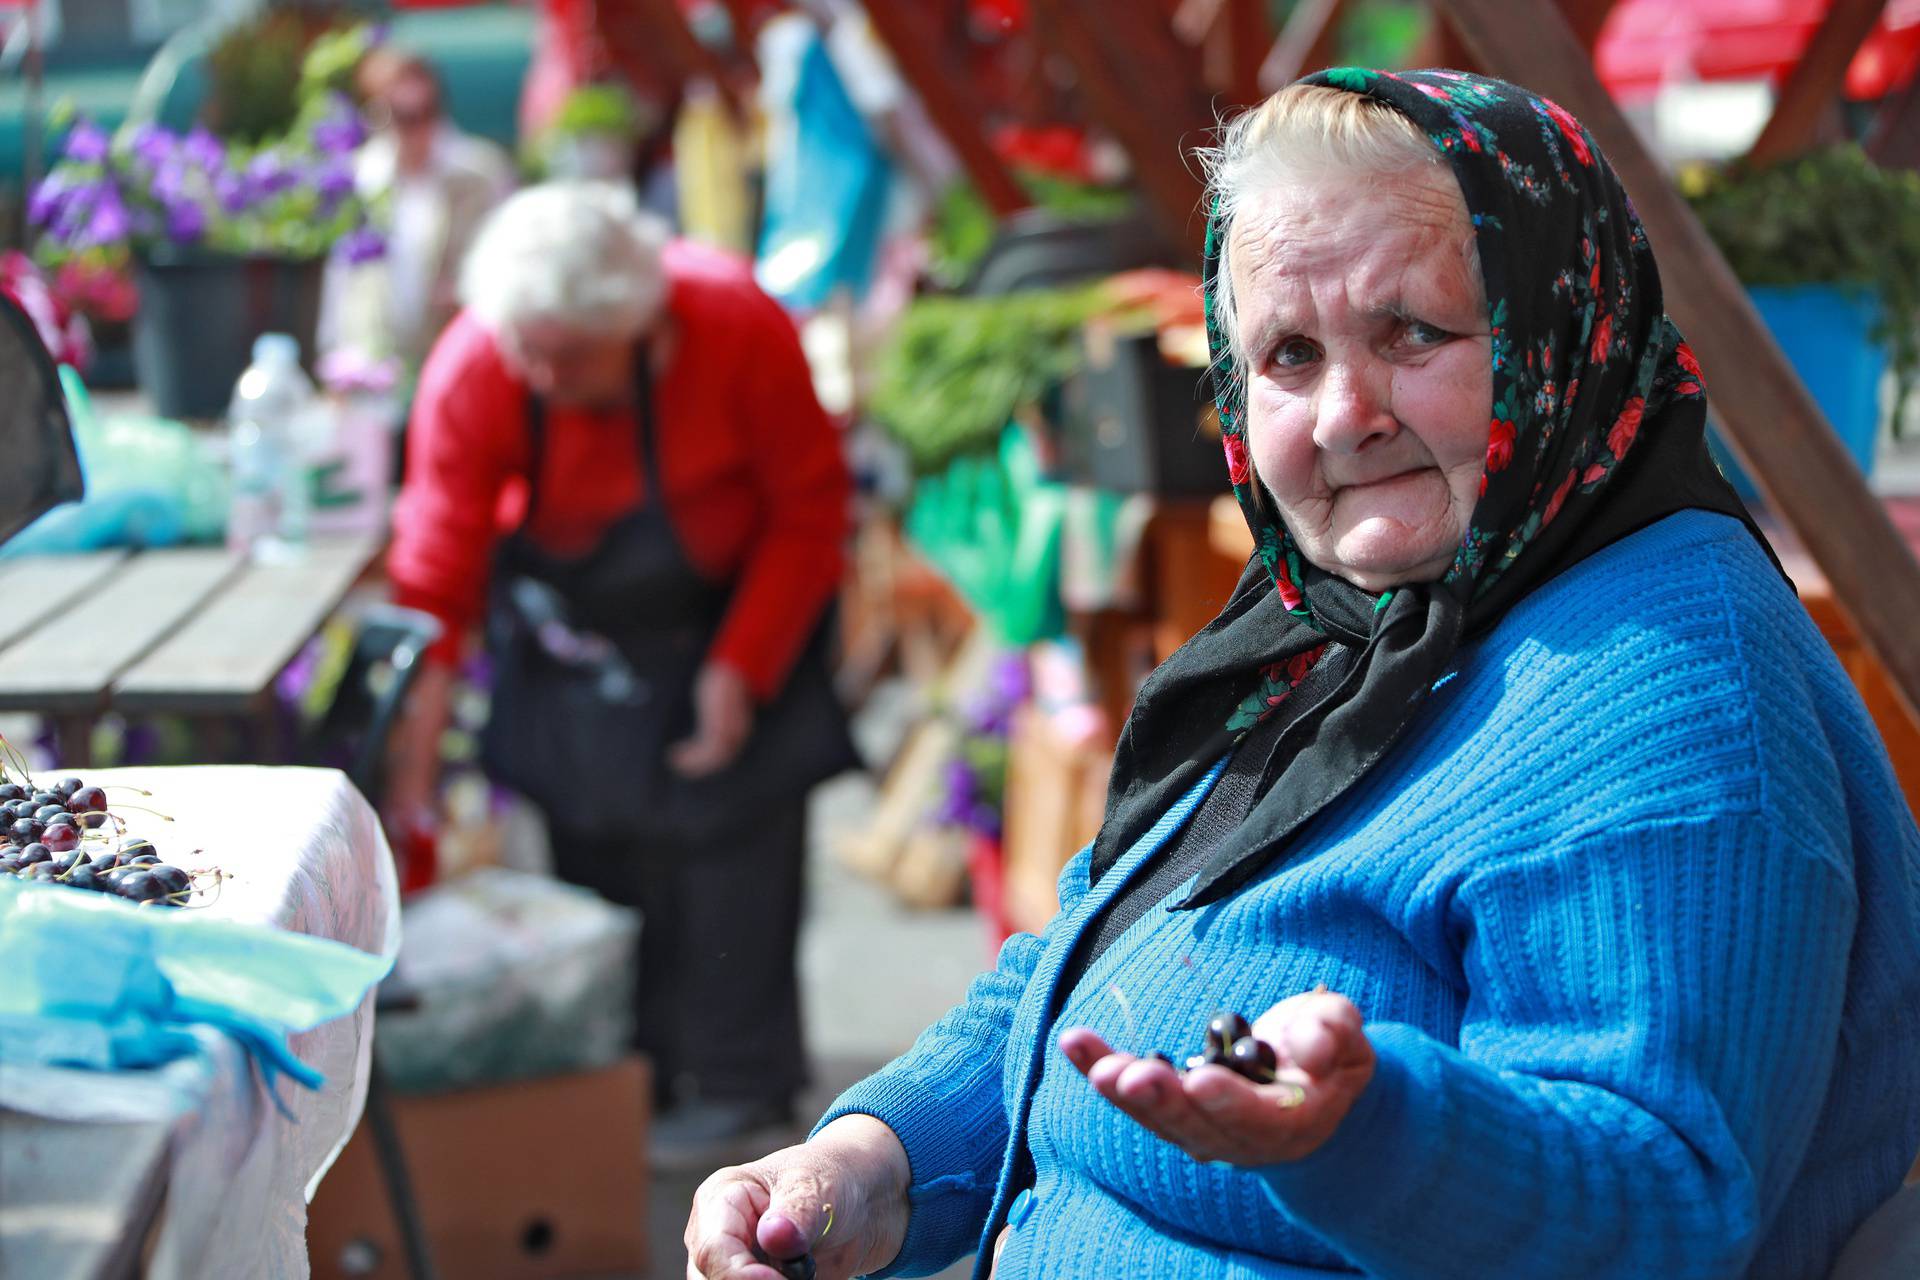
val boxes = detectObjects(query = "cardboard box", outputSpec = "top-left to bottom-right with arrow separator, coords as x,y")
308,1057 -> 650,1280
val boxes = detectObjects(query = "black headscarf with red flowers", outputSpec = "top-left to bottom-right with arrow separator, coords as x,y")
1089,69 -> 1773,905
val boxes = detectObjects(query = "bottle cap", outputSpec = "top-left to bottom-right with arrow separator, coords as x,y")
252,333 -> 300,366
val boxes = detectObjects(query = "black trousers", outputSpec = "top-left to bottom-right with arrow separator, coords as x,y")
548,800 -> 810,1108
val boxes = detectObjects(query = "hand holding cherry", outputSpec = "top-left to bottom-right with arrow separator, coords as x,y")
1059,989 -> 1375,1167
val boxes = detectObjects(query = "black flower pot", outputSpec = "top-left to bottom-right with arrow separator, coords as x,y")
131,251 -> 325,420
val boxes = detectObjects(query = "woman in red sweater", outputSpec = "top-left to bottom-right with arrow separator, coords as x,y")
386,183 -> 855,1149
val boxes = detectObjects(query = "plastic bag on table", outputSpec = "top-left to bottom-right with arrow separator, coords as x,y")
1,366 -> 226,556
0,876 -> 391,1100
375,868 -> 639,1094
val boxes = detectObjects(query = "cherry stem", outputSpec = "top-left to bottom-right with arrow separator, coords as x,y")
0,734 -> 36,789
107,804 -> 173,822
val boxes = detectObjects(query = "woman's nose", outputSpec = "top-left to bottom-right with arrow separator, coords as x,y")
1312,357 -> 1397,455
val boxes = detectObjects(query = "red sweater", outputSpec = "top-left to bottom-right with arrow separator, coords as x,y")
388,241 -> 850,700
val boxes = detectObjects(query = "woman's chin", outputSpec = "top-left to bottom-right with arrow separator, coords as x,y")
1322,522 -> 1456,590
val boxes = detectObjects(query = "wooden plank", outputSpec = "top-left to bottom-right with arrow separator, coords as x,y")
0,1109 -> 172,1280
863,0 -> 1032,217
1867,70 -> 1920,169
1260,0 -> 1347,93
1178,0 -> 1273,103
1409,0 -> 1614,71
1746,0 -> 1888,166
0,551 -> 128,653
1030,0 -> 1213,252
1434,0 -> 1920,723
113,534 -> 382,715
0,549 -> 240,713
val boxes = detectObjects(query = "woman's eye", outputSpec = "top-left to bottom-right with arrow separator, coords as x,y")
1405,320 -> 1451,346
1272,338 -> 1319,368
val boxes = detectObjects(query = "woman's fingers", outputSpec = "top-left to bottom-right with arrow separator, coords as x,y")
1253,991 -> 1368,1077
1058,991 -> 1376,1167
687,1176 -> 782,1278
1061,1032 -> 1237,1158
1057,1026 -> 1113,1073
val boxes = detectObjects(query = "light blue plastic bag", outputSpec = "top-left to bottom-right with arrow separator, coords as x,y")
0,367 -> 227,556
755,31 -> 893,309
0,877 -> 391,1097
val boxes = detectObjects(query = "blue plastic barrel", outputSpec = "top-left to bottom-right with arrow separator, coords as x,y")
1708,283 -> 1888,500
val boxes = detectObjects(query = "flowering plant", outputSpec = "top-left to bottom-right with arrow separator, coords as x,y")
27,91 -> 384,276
932,652 -> 1033,840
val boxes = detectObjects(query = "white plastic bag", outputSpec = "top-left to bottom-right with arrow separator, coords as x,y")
376,868 -> 639,1092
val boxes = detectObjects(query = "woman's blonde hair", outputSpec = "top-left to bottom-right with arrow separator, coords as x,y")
1199,85 -> 1448,367
459,182 -> 671,340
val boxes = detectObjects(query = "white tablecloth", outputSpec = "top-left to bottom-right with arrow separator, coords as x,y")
5,765 -> 400,1279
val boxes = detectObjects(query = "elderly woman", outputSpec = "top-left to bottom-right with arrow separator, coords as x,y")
385,182 -> 854,1150
684,72 -> 1920,1278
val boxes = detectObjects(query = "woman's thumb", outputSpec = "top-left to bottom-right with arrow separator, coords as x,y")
757,1173 -> 833,1260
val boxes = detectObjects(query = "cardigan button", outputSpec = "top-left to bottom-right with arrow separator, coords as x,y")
1008,1188 -> 1035,1227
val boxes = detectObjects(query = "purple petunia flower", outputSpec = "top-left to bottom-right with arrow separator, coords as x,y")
149,163 -> 187,206
244,151 -> 298,202
312,98 -> 367,156
182,127 -> 226,174
314,160 -> 357,212
61,120 -> 110,165
26,174 -> 68,228
164,200 -> 206,245
83,192 -> 132,248
214,170 -> 249,215
334,224 -> 386,265
128,123 -> 176,172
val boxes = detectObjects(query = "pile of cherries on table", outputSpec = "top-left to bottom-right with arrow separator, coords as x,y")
0,775 -> 200,907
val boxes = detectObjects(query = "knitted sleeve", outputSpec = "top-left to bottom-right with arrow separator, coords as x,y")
1257,814 -> 1857,1278
813,846 -> 1096,1277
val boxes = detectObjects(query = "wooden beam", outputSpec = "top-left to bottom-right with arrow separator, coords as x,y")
1260,0 -> 1347,94
1172,0 -> 1229,46
862,1 -> 1032,218
1557,0 -> 1621,50
1216,0 -> 1276,105
1435,0 -> 1920,723
1746,0 -> 1888,166
1177,0 -> 1273,103
1030,0 -> 1213,252
1410,0 -> 1615,71
1409,9 -> 1479,72
1866,59 -> 1920,169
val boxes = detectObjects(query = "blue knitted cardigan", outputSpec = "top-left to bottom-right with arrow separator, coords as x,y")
819,511 -> 1920,1279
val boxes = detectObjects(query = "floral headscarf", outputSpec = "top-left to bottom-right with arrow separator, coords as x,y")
1090,69 -> 1771,905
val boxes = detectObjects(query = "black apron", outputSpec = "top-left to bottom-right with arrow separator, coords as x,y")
479,349 -> 859,844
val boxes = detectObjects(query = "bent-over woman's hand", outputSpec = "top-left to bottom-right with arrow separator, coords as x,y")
670,662 -> 756,778
1059,989 -> 1375,1166
685,1115 -> 911,1280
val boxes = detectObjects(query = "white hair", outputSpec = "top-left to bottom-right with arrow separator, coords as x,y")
1198,85 -> 1451,368
459,182 -> 671,339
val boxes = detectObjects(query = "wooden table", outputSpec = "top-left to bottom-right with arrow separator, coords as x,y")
0,534 -> 384,766
0,1111 -> 172,1280
0,766 -> 400,1278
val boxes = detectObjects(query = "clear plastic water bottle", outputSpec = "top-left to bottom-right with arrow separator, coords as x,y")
227,333 -> 320,560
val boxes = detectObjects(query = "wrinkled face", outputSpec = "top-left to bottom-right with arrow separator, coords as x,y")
1230,166 -> 1492,592
501,318 -> 637,407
